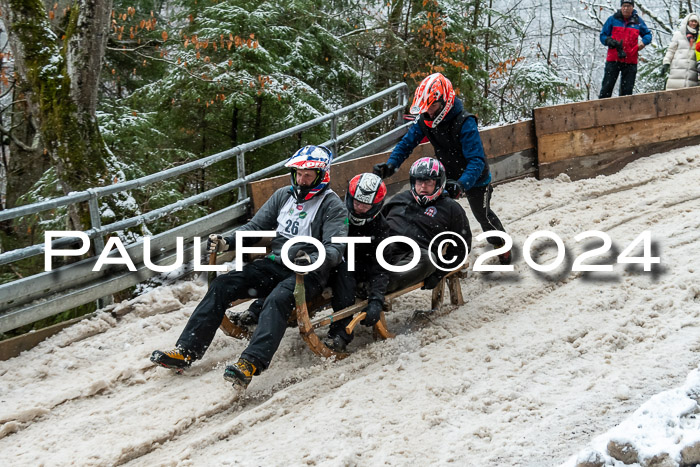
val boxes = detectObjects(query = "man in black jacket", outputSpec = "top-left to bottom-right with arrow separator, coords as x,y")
382,157 -> 472,292
323,173 -> 393,352
374,73 -> 509,264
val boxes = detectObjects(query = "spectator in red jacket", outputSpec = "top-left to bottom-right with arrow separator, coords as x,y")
599,0 -> 652,98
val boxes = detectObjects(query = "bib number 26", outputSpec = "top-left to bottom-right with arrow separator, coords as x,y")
284,219 -> 300,235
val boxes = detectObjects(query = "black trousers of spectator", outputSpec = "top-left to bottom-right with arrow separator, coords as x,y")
176,258 -> 326,370
599,61 -> 637,99
464,184 -> 506,246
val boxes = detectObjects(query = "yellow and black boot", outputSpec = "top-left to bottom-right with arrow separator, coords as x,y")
223,358 -> 257,388
150,348 -> 193,371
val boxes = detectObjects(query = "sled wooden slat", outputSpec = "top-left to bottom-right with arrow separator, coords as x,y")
309,282 -> 424,329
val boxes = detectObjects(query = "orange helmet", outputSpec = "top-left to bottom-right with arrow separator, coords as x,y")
409,73 -> 455,128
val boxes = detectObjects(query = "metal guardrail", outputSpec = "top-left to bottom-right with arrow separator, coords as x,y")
0,83 -> 409,333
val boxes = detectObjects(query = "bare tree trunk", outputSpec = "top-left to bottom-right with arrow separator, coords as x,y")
5,85 -> 48,208
254,95 -> 263,140
547,0 -> 554,66
0,0 -> 113,228
484,0 -> 492,98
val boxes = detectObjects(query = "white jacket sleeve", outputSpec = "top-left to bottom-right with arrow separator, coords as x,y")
664,32 -> 681,65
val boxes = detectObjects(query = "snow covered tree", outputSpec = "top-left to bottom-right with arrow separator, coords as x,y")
0,0 -> 121,229
96,0 -> 364,220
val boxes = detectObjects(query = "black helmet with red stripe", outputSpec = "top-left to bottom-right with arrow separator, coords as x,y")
345,173 -> 387,226
409,157 -> 446,205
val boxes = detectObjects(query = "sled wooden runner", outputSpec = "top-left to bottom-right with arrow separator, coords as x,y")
293,273 -> 349,359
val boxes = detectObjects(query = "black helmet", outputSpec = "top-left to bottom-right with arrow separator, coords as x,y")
346,173 -> 387,225
409,157 -> 446,205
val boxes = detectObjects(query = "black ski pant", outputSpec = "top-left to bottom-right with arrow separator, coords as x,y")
599,61 -> 637,98
176,258 -> 326,370
327,260 -> 356,344
464,184 -> 506,246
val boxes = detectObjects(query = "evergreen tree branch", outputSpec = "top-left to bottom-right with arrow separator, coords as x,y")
339,26 -> 386,39
109,46 -> 214,82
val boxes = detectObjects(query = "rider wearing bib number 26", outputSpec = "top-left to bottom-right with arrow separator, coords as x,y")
150,145 -> 348,389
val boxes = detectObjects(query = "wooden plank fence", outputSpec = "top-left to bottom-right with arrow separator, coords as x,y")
534,86 -> 700,179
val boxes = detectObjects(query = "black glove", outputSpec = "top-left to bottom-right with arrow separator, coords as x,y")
360,299 -> 383,327
207,234 -> 228,253
421,273 -> 443,290
445,180 -> 464,199
294,250 -> 312,267
661,64 -> 670,74
605,38 -> 620,49
373,162 -> 397,179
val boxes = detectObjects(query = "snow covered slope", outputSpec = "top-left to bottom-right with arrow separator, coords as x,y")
1,147 -> 699,466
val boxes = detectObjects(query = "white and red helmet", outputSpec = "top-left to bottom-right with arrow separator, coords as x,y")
346,173 -> 387,225
284,145 -> 333,201
410,73 -> 455,128
409,157 -> 446,205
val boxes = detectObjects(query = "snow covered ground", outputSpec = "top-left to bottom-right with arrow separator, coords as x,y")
1,147 -> 699,466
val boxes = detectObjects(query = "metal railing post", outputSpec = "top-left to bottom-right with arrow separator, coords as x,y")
330,113 -> 338,157
237,151 -> 247,200
87,189 -> 113,308
87,190 -> 105,256
396,87 -> 407,127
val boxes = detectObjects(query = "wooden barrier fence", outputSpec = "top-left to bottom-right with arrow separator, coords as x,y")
534,86 -> 700,179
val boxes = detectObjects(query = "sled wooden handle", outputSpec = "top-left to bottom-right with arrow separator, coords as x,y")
345,312 -> 366,335
345,312 -> 393,339
295,274 -> 347,359
207,246 -> 218,287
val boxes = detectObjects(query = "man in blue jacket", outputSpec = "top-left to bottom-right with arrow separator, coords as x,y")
374,73 -> 510,264
599,0 -> 652,98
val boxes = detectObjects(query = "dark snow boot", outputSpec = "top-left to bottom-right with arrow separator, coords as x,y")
150,348 -> 193,372
495,242 -> 512,265
223,358 -> 257,389
231,308 -> 259,326
323,334 -> 350,353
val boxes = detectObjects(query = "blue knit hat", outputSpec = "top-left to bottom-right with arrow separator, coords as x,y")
621,0 -> 634,5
